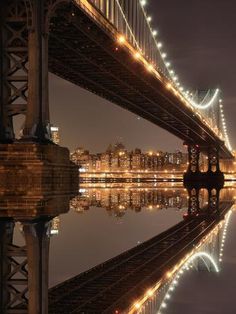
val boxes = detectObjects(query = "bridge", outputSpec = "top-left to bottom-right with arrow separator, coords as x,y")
0,1 -> 235,313
48,192 -> 233,314
0,0 -> 234,165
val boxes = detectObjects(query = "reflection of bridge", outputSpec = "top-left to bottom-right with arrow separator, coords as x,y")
0,0 -> 234,166
49,191 -> 233,314
141,210 -> 233,314
0,1 -> 235,313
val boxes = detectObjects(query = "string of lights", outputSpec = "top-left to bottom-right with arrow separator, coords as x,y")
156,251 -> 219,314
128,212 -> 232,314
139,0 -> 233,151
113,0 -> 232,151
219,209 -> 233,263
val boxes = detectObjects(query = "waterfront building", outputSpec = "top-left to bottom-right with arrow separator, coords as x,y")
71,144 -> 188,173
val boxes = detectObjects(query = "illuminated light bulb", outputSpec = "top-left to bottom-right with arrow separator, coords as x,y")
166,62 -> 171,67
162,52 -> 167,58
134,52 -> 141,59
166,83 -> 172,89
162,302 -> 167,308
118,35 -> 126,44
147,16 -> 152,22
134,302 -> 141,309
152,30 -> 158,36
147,289 -> 154,297
165,293 -> 171,299
140,0 -> 146,6
147,64 -> 154,72
157,42 -> 163,48
173,76 -> 178,81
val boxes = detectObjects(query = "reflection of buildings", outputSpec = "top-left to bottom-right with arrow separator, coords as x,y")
70,143 -> 188,173
70,187 -> 188,216
50,216 -> 60,236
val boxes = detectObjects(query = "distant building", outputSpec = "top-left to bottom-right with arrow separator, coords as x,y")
70,144 -> 188,172
51,126 -> 60,144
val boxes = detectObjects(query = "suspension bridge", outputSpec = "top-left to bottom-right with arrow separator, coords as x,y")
0,0 -> 233,160
0,0 -> 235,313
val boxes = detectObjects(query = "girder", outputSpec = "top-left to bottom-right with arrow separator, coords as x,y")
0,219 -> 51,314
48,2 -> 232,158
0,0 -> 233,158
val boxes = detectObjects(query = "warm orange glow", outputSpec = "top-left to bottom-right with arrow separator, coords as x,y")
134,52 -> 141,59
118,35 -> 126,44
147,64 -> 154,72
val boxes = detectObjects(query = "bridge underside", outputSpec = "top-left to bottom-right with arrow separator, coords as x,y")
48,3 -> 231,159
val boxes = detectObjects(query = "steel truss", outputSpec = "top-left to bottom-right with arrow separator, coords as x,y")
0,219 -> 51,314
0,0 -> 69,142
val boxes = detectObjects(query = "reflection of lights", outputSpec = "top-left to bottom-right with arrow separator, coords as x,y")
134,302 -> 141,309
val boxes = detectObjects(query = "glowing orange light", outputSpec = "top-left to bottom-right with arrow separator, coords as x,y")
134,52 -> 141,59
118,35 -> 125,44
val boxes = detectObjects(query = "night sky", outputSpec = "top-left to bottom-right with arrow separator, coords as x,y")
50,0 -> 236,153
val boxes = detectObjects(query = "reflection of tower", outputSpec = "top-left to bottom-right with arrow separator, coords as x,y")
0,219 -> 51,313
51,126 -> 60,144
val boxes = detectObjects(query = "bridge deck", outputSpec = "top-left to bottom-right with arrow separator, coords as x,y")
48,1 -> 232,159
49,202 -> 232,314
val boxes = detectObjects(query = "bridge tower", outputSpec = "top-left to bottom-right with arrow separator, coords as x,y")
184,144 -> 224,185
0,0 -> 67,142
0,2 -> 78,314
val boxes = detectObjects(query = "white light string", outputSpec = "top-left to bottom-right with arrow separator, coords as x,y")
138,0 -> 232,151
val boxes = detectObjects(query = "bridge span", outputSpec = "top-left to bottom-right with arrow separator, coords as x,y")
48,0 -> 232,159
49,200 -> 233,314
0,0 -> 233,161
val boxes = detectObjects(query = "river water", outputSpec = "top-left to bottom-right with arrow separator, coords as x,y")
39,182 -> 236,313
